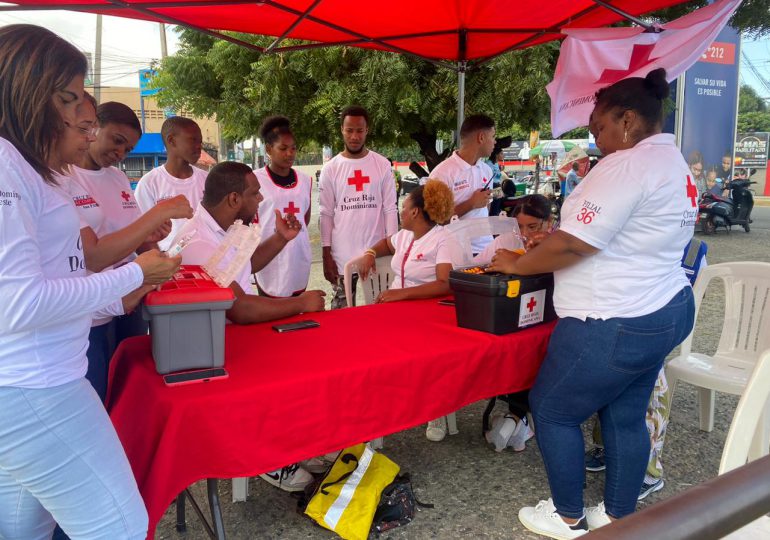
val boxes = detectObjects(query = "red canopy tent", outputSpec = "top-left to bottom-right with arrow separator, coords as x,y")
2,0 -> 692,135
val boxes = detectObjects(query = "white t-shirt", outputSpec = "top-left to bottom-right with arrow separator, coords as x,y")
0,138 -> 144,389
68,165 -> 144,326
429,152 -> 493,253
319,150 -> 398,272
134,164 -> 207,251
473,232 -> 522,266
254,167 -> 312,297
555,133 -> 694,320
177,204 -> 253,295
389,226 -> 463,289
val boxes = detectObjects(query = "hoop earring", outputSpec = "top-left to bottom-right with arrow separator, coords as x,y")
623,130 -> 628,143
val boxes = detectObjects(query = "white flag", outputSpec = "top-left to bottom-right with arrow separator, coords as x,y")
547,0 -> 742,137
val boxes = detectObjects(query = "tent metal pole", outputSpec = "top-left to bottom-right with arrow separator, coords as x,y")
457,64 -> 466,143
590,0 -> 658,32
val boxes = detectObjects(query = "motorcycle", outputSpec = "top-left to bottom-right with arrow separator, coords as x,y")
698,179 -> 755,234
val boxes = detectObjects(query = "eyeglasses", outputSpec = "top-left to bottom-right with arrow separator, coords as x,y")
65,122 -> 98,138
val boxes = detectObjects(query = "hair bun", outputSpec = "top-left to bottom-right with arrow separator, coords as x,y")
259,115 -> 291,140
644,68 -> 669,100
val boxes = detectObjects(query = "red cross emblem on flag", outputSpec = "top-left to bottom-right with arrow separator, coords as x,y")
121,191 -> 131,202
595,44 -> 659,85
685,175 -> 698,207
526,297 -> 537,313
283,201 -> 300,215
347,170 -> 370,192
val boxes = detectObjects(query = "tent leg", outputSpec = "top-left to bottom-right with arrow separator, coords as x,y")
457,62 -> 466,145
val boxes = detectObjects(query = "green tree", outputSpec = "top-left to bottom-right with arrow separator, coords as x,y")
652,0 -> 770,38
737,111 -> 770,133
739,84 -> 768,113
153,30 -> 557,170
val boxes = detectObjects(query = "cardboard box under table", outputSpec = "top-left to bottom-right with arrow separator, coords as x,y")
143,265 -> 235,374
449,269 -> 557,335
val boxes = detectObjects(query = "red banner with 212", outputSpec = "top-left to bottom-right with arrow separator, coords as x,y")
700,42 -> 736,65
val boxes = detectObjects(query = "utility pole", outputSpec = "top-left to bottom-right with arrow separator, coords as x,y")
159,23 -> 168,58
94,14 -> 102,104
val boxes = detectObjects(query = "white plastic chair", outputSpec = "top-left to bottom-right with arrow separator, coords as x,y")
719,348 -> 770,474
665,262 -> 770,433
342,255 -> 395,308
445,215 -> 519,264
342,253 -> 457,446
718,348 -> 770,539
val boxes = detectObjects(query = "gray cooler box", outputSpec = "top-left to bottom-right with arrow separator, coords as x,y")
449,268 -> 557,335
143,265 -> 235,374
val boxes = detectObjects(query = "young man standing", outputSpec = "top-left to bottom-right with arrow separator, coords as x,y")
134,116 -> 207,250
429,114 -> 496,254
319,106 -> 398,309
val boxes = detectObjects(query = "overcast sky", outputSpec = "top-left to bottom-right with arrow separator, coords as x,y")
0,9 -> 767,98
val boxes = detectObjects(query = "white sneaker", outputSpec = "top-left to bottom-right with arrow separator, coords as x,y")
485,414 -> 517,452
259,463 -> 313,492
300,451 -> 340,474
585,501 -> 612,530
509,416 -> 535,452
518,499 -> 588,539
426,417 -> 447,442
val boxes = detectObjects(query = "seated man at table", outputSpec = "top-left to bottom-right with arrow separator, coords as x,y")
176,161 -> 327,491
177,161 -> 326,324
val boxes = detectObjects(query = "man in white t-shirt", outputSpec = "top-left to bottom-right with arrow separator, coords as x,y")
134,116 -> 207,251
429,114 -> 496,254
177,161 -> 325,323
319,105 -> 398,309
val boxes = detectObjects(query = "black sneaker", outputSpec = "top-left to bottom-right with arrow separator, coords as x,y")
585,447 -> 605,472
638,477 -> 664,501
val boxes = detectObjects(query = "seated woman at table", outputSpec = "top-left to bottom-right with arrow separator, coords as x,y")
358,179 -> 462,303
474,194 -> 554,266
474,195 -> 554,453
360,179 -> 462,442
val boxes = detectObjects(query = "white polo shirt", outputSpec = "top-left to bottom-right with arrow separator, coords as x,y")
429,152 -> 493,253
555,133 -> 694,320
176,204 -> 253,294
134,164 -> 207,251
389,225 -> 463,289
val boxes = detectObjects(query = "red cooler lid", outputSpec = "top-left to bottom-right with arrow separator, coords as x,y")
144,265 -> 235,306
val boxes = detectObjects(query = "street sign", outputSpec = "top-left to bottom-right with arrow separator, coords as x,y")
139,69 -> 160,97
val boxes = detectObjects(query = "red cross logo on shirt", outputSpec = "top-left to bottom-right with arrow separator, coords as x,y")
283,201 -> 300,215
685,175 -> 698,207
121,191 -> 131,202
526,297 -> 537,313
596,44 -> 659,85
347,170 -> 370,192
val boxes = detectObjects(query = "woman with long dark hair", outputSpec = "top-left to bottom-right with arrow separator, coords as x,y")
0,24 -> 179,538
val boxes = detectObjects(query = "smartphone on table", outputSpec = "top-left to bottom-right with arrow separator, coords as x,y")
163,367 -> 228,386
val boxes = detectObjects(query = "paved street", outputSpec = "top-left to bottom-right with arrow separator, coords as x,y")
156,205 -> 770,539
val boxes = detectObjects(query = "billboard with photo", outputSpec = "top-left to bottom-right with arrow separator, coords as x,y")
679,25 -> 741,188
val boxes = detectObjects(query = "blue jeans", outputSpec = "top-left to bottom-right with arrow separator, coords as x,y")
85,311 -> 149,404
530,287 -> 694,519
0,379 -> 148,539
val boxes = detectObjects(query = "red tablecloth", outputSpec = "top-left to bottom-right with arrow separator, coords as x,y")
107,298 -> 555,537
